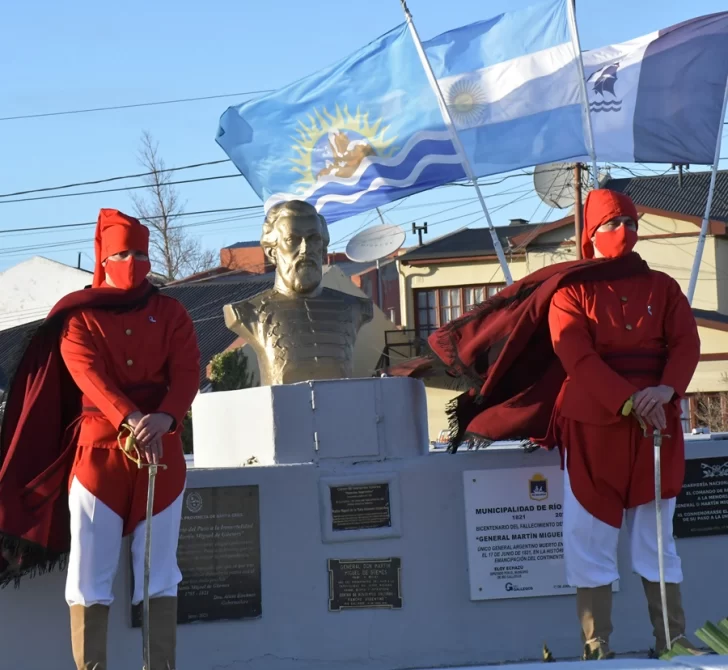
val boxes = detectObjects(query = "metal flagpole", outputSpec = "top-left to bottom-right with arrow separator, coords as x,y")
567,0 -> 599,190
399,0 -> 513,285
687,75 -> 728,306
375,208 -> 386,309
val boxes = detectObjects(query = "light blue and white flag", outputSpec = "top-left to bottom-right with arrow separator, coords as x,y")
423,0 -> 590,177
216,24 -> 465,223
582,12 -> 728,164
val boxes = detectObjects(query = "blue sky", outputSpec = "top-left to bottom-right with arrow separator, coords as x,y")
1,0 -> 727,274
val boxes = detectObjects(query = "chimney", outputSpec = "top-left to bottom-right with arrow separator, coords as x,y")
509,218 -> 529,226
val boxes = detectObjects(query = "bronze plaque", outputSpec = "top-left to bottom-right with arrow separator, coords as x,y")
131,485 -> 262,626
330,483 -> 391,532
674,457 -> 728,538
328,558 -> 402,611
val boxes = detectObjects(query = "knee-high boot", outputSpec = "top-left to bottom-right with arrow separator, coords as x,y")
70,604 -> 109,670
641,578 -> 703,657
577,585 -> 615,660
143,596 -> 178,670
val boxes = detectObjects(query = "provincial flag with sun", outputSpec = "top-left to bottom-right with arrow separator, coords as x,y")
216,24 -> 466,224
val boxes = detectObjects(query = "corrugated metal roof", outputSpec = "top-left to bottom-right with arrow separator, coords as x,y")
605,170 -> 728,223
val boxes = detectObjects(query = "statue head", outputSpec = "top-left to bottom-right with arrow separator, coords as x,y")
261,200 -> 330,295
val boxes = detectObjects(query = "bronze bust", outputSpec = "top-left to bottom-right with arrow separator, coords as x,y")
224,200 -> 374,386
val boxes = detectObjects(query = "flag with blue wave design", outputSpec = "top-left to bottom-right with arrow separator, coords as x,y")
423,0 -> 589,176
215,24 -> 465,224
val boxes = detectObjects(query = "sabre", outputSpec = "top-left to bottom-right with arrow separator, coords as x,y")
621,400 -> 672,653
650,426 -> 671,654
118,425 -> 167,670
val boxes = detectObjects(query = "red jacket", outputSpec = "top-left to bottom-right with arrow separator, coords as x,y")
549,270 -> 700,526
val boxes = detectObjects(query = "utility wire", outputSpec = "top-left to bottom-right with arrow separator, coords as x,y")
0,159 -> 231,198
0,173 -> 243,204
0,206 -> 263,235
0,90 -> 274,122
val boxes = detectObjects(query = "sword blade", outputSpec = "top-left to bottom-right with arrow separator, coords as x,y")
143,464 -> 158,670
653,430 -> 671,653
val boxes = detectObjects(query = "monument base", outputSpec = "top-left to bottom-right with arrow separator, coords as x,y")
192,376 -> 429,467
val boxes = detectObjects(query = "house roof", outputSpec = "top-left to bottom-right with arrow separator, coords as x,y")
0,277 -> 274,392
161,278 -> 273,385
605,170 -> 728,223
397,219 -> 571,262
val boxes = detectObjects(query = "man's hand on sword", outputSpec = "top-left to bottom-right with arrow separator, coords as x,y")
124,411 -> 173,464
627,385 -> 674,432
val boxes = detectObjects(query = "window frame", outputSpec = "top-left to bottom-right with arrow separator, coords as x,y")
413,283 -> 506,338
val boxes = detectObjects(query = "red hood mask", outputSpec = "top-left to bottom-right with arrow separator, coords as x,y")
92,209 -> 150,289
582,189 -> 639,259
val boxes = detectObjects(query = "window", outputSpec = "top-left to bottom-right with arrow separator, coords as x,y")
414,284 -> 505,338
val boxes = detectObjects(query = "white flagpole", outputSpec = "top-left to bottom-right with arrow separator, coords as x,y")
566,0 -> 599,190
687,75 -> 728,306
399,0 -> 513,285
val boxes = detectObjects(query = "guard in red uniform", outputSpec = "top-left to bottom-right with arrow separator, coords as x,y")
548,190 -> 701,659
386,189 -> 702,660
0,209 -> 199,670
61,209 -> 200,669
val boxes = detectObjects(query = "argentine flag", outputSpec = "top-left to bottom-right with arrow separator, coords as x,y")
216,24 -> 465,224
423,0 -> 590,177
582,11 -> 728,165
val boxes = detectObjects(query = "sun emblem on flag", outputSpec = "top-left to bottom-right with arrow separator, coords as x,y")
290,104 -> 398,190
442,76 -> 489,127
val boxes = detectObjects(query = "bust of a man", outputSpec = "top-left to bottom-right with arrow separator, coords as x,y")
224,200 -> 374,386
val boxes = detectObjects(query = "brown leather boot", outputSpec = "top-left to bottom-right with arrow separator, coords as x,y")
143,596 -> 178,670
70,604 -> 109,670
577,586 -> 615,659
641,579 -> 704,657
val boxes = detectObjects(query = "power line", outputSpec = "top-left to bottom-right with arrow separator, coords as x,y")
0,90 -> 274,122
0,206 -> 263,235
0,159 -> 231,198
0,173 -> 243,204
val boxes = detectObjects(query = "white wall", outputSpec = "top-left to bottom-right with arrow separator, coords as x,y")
1,437 -> 726,670
0,256 -> 92,330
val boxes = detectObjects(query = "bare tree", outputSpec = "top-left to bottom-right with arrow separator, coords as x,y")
130,131 -> 216,280
691,377 -> 728,432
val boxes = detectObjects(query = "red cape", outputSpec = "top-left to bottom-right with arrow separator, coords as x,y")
386,253 -> 649,452
0,281 -> 157,586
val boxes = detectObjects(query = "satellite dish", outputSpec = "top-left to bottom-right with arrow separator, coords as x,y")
533,162 -> 592,209
345,224 -> 406,263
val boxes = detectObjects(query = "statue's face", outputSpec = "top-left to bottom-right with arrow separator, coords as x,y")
272,214 -> 325,294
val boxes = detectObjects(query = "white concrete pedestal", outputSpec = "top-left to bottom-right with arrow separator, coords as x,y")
191,376 -> 429,466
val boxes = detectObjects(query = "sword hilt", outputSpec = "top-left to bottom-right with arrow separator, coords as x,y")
117,424 -> 168,470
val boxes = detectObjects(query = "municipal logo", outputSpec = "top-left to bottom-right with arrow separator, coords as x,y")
529,473 -> 548,501
588,61 -> 622,114
185,491 -> 203,514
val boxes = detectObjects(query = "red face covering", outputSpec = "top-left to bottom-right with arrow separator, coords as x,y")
105,256 -> 151,290
581,189 -> 639,259
593,226 -> 638,259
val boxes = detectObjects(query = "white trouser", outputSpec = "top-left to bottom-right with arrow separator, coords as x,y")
563,465 -> 682,587
65,477 -> 184,607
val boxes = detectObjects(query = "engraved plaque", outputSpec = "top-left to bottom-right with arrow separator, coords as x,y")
132,485 -> 261,626
674,457 -> 728,538
330,483 -> 391,532
327,558 -> 402,611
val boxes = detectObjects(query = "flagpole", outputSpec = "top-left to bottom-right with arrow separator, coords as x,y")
687,75 -> 728,306
566,0 -> 599,190
399,0 -> 513,285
